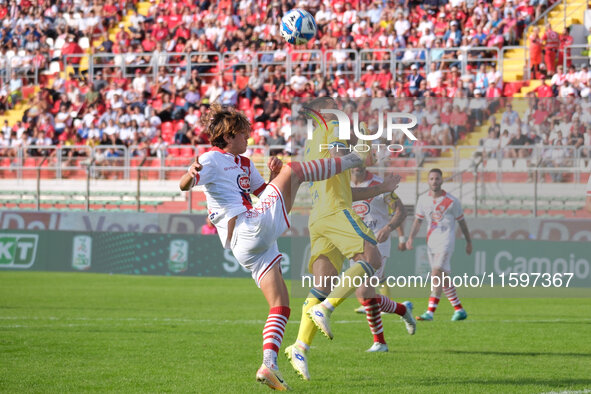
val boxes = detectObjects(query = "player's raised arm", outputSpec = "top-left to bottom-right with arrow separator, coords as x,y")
352,173 -> 401,201
179,156 -> 202,191
458,218 -> 472,255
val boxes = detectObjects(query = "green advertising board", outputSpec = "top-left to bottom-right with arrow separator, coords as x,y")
0,230 -> 589,295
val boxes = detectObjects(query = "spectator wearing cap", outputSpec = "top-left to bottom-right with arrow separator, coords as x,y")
432,12 -> 447,36
361,64 -> 378,88
407,64 -> 424,96
152,17 -> 169,42
443,21 -> 462,46
470,89 -> 488,125
418,14 -> 434,35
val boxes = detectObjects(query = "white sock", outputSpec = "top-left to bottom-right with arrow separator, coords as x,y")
263,349 -> 278,370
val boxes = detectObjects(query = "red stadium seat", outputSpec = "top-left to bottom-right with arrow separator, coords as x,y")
161,122 -> 173,135
180,147 -> 195,157
239,97 -> 251,111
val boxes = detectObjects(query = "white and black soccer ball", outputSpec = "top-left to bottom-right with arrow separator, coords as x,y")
280,9 -> 317,45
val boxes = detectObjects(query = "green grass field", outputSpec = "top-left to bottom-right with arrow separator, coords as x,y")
1,272 -> 590,393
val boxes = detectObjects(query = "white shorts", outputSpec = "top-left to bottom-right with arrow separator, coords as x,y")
427,250 -> 453,272
230,183 -> 290,287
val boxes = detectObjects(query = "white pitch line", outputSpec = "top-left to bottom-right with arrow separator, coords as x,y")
540,390 -> 591,394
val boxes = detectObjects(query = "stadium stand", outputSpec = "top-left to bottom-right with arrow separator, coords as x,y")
0,0 -> 590,216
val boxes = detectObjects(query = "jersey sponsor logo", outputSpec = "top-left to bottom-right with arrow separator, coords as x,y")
431,197 -> 453,221
352,201 -> 370,216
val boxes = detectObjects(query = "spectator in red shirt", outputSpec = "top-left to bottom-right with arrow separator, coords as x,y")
61,36 -> 84,76
543,23 -> 560,74
152,18 -> 169,42
360,64 -> 378,88
376,64 -> 393,90
559,28 -> 574,69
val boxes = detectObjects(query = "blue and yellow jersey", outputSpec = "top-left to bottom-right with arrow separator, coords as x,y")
304,119 -> 352,222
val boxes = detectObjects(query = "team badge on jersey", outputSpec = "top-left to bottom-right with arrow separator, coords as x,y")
237,173 -> 251,193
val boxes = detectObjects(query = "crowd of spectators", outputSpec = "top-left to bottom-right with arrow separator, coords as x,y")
1,0 -> 584,167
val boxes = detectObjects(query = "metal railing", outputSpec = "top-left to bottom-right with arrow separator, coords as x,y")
1,144 -> 589,216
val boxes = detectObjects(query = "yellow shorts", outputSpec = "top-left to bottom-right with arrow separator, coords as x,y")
308,208 -> 377,272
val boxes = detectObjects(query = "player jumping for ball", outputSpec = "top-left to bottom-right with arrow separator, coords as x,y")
179,104 -> 369,391
406,168 -> 472,321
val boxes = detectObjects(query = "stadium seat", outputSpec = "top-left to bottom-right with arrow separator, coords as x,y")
161,122 -> 173,135
180,147 -> 195,157
239,97 -> 251,111
501,159 -> 514,171
514,159 -> 528,171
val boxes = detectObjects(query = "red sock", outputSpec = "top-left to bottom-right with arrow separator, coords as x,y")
377,294 -> 407,316
262,306 -> 290,364
443,286 -> 463,310
362,298 -> 386,344
428,296 -> 440,314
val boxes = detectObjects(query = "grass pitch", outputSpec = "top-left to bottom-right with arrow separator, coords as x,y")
1,272 -> 590,393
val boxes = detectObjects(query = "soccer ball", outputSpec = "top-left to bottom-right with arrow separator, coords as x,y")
280,9 -> 317,45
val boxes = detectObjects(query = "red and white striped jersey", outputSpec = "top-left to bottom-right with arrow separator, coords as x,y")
194,147 -> 266,248
586,174 -> 591,197
415,190 -> 464,253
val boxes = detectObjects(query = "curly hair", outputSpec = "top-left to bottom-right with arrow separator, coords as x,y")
202,104 -> 251,148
